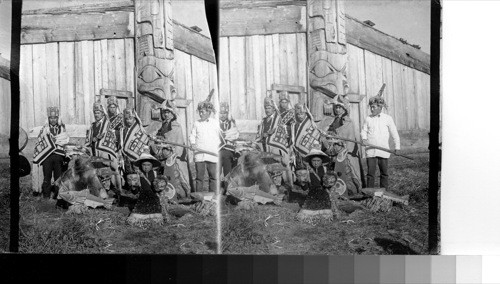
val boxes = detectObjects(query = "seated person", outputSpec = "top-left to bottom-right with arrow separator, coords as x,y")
289,167 -> 311,206
96,167 -> 119,199
134,152 -> 161,191
226,151 -> 282,205
119,172 -> 141,210
266,163 -> 290,196
55,156 -> 113,210
303,145 -> 329,188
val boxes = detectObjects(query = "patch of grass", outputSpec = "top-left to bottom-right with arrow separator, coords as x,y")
19,215 -> 104,253
221,211 -> 272,254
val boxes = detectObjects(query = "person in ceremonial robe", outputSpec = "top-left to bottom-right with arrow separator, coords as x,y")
34,107 -> 69,198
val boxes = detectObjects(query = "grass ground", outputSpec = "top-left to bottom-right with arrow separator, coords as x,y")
1,153 -> 434,255
221,153 -> 432,255
0,159 -> 217,254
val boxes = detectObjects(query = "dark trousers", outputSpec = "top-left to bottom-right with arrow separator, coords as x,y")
366,157 -> 389,189
41,153 -> 64,198
219,149 -> 234,177
195,161 -> 217,192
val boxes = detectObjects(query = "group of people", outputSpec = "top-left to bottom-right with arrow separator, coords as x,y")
34,92 -> 220,221
218,90 -> 401,210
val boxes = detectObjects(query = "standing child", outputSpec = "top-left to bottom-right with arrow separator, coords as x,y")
361,93 -> 400,189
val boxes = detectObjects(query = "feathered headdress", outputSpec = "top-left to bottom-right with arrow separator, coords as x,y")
368,83 -> 387,108
197,89 -> 215,113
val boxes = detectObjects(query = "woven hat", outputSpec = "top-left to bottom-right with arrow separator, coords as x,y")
134,152 -> 161,168
160,99 -> 179,119
47,106 -> 60,117
197,89 -> 215,113
107,96 -> 119,107
220,102 -> 230,114
304,142 -> 329,164
93,102 -> 105,113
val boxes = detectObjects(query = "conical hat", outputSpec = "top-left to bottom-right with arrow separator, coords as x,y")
368,83 -> 387,108
134,152 -> 161,168
197,89 -> 215,112
304,142 -> 329,164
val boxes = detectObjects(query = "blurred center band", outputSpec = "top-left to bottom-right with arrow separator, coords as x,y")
14,0 -> 221,254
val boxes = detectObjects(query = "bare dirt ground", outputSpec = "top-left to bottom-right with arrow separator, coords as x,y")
0,159 -> 217,254
221,153 -> 432,255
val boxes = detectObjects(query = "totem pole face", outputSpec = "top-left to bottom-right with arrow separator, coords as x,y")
48,116 -> 58,126
108,104 -> 117,117
310,53 -> 349,98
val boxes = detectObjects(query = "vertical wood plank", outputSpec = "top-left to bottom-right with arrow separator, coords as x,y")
414,70 -> 425,130
423,72 -> 431,130
391,61 -> 406,131
125,38 -> 135,106
218,37 -> 231,105
107,39 -> 116,90
279,34 -> 288,85
245,36 -> 256,119
402,65 -> 415,130
20,45 -> 34,131
94,40 -> 103,100
59,42 -> 75,124
297,33 -> 308,93
254,35 -> 266,120
264,35 -> 274,91
32,44 -> 48,127
0,79 -> 10,135
114,39 -> 127,111
286,33 -> 298,86
228,37 -> 246,119
45,42 -> 60,108
183,52 -> 194,144
174,50 -> 187,99
346,44 -> 361,142
100,40 -> 109,90
75,41 -> 85,124
191,56 -> 209,117
82,40 -> 95,125
272,34 -> 280,86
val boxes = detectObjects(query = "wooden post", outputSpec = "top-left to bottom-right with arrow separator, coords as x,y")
135,0 -> 175,125
307,0 -> 348,120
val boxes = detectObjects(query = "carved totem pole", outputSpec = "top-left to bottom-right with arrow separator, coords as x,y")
307,0 -> 349,120
135,0 -> 175,126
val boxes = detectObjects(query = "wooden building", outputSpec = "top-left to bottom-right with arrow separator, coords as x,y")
219,0 -> 431,153
12,0 -> 218,191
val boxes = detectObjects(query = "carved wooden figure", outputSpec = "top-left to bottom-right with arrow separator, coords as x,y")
307,0 -> 349,120
135,0 -> 175,126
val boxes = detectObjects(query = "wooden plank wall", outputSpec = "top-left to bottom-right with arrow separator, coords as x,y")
220,34 -> 430,146
0,77 -> 11,136
219,33 -> 307,132
20,38 -> 136,132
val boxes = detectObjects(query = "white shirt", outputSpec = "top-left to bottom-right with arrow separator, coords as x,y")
189,116 -> 220,163
361,112 -> 400,158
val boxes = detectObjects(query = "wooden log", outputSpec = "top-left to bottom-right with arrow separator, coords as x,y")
0,56 -> 9,80
220,0 -> 306,9
99,88 -> 133,98
345,15 -> 430,74
173,20 -> 215,63
220,4 -> 306,36
218,37 -> 231,104
21,11 -> 134,44
59,42 -> 76,125
22,1 -> 135,15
